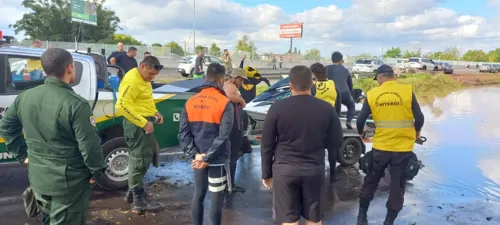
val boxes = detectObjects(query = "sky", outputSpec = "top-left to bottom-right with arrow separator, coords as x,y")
2,0 -> 500,56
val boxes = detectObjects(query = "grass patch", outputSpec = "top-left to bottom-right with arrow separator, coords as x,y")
353,73 -> 462,97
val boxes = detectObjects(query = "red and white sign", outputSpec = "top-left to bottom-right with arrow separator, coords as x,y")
280,23 -> 303,39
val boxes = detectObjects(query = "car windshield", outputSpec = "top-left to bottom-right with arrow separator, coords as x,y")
252,77 -> 292,102
408,58 -> 420,62
181,57 -> 192,62
355,59 -> 373,64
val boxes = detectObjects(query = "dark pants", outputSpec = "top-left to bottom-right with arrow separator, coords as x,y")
327,148 -> 337,173
123,119 -> 155,189
35,185 -> 92,225
341,91 -> 355,121
229,128 -> 244,187
192,166 -> 227,225
358,149 -> 413,212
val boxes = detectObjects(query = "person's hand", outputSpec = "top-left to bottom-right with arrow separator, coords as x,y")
242,55 -> 247,61
89,178 -> 96,184
359,133 -> 365,139
155,113 -> 164,124
262,178 -> 272,190
23,158 -> 28,165
416,131 -> 421,140
143,121 -> 154,134
241,101 -> 247,108
195,153 -> 206,161
192,160 -> 209,169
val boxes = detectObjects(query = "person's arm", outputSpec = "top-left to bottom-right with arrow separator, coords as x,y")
261,104 -> 278,179
107,52 -> 116,64
223,55 -> 229,63
356,96 -> 372,135
110,57 -> 117,65
347,70 -> 353,91
178,107 -> 199,159
239,60 -> 244,68
335,86 -> 342,115
224,83 -> 246,106
325,107 -> 344,152
411,93 -> 425,132
71,103 -> 105,180
260,76 -> 271,86
0,97 -> 27,163
115,80 -> 149,128
202,102 -> 234,163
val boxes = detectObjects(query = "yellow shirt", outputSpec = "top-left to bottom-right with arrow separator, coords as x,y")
314,80 -> 337,107
115,68 -> 157,127
367,81 -> 415,152
27,59 -> 43,72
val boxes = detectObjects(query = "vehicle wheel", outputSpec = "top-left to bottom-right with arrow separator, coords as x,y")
422,66 -> 427,70
433,66 -> 438,71
338,137 -> 363,166
180,72 -> 189,78
97,137 -> 129,191
189,68 -> 194,77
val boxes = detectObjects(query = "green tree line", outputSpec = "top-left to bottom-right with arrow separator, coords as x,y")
383,46 -> 500,62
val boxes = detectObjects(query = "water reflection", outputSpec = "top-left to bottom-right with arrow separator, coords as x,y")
417,87 -> 500,203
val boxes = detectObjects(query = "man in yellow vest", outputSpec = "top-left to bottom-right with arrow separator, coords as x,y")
355,65 -> 424,225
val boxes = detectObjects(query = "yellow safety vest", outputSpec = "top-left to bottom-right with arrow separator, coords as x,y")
367,81 -> 415,152
314,80 -> 337,107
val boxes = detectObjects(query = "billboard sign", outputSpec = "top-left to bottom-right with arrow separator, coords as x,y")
280,23 -> 303,39
71,0 -> 98,26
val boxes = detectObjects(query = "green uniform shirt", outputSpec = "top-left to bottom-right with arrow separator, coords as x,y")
0,77 -> 105,196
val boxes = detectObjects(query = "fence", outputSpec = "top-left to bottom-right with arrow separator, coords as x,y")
10,40 -> 483,68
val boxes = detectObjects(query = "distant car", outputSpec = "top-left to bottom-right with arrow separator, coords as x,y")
177,55 -> 223,77
493,64 -> 500,72
395,59 -> 409,69
352,58 -> 384,73
435,62 -> 453,74
479,64 -> 494,73
408,57 -> 438,71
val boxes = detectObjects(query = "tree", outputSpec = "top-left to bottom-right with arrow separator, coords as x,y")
164,41 -> 184,56
152,43 -> 162,47
298,49 -> 301,55
487,48 -> 500,62
10,0 -> 120,42
102,34 -> 143,45
236,35 -> 257,53
209,42 -> 221,56
294,47 -> 298,54
383,47 -> 402,58
462,49 -> 487,62
428,47 -> 459,60
304,48 -> 321,60
195,45 -> 206,53
401,48 -> 421,58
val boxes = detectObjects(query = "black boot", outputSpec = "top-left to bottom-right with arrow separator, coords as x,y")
232,185 -> 246,193
124,189 -> 133,203
132,187 -> 162,213
346,120 -> 353,129
356,207 -> 368,225
330,168 -> 338,182
383,210 -> 398,225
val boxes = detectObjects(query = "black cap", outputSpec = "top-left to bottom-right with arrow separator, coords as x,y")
373,64 -> 394,80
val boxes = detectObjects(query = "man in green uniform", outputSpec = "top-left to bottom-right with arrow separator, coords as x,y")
115,56 -> 164,213
0,48 -> 105,225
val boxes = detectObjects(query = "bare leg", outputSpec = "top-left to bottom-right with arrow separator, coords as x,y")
305,220 -> 322,225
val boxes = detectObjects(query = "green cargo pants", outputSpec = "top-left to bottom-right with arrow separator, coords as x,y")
123,119 -> 156,189
35,185 -> 92,225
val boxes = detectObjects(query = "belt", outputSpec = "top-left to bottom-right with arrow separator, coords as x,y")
144,116 -> 158,123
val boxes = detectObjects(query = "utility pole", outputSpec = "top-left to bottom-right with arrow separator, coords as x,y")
193,0 -> 196,54
382,0 -> 387,57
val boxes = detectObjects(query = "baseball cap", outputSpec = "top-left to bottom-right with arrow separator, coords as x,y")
373,64 -> 394,80
227,68 -> 247,80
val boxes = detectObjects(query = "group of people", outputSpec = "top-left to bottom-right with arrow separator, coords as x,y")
107,42 -> 152,74
0,44 -> 425,225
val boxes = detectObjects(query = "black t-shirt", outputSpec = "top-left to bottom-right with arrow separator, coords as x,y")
114,54 -> 138,73
108,51 -> 125,64
261,95 -> 344,178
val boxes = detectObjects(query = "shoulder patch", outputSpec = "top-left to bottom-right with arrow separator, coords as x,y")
90,116 -> 96,127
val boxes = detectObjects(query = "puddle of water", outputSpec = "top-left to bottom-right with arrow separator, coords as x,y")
414,86 -> 500,203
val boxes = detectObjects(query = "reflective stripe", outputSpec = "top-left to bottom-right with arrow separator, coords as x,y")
209,184 -> 227,192
208,176 -> 227,184
375,120 -> 414,128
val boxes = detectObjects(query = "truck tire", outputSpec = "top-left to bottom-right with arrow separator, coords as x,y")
97,137 -> 130,191
422,66 -> 427,70
189,68 -> 194,77
338,137 -> 363,166
180,72 -> 189,78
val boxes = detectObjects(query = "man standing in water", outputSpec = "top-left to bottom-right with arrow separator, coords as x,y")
262,65 -> 343,225
116,56 -> 164,213
355,65 -> 424,225
326,51 -> 355,129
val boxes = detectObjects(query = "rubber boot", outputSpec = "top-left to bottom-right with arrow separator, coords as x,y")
356,207 -> 368,225
124,189 -> 133,204
132,188 -> 162,214
383,210 -> 398,225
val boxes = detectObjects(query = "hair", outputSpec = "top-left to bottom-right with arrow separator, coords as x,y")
223,49 -> 228,52
128,47 -> 137,52
141,56 -> 161,66
331,51 -> 343,63
144,51 -> 151,55
310,62 -> 327,81
289,65 -> 313,91
41,48 -> 73,78
206,63 -> 226,80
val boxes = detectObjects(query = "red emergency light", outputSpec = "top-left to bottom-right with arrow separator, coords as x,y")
0,30 -> 3,39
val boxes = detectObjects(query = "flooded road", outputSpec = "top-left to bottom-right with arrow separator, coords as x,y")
1,87 -> 500,225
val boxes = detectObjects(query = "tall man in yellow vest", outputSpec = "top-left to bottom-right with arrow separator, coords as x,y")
355,65 -> 424,225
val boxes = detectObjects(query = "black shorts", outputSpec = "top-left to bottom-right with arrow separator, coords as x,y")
273,174 -> 325,223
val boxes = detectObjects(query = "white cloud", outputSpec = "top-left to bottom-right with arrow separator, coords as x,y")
1,0 -> 500,56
